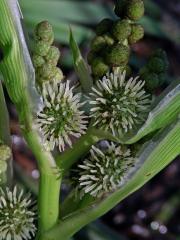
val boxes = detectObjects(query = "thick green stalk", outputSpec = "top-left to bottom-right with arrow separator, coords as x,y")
42,118 -> 180,239
0,0 -> 61,236
56,127 -> 118,173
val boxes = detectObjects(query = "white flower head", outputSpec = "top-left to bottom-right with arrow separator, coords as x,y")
77,142 -> 136,198
90,70 -> 151,135
37,80 -> 88,152
0,186 -> 36,240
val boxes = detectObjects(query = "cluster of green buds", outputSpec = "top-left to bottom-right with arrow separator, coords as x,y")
32,21 -> 64,87
33,22 -> 88,152
87,0 -> 145,78
0,143 -> 11,184
140,49 -> 169,91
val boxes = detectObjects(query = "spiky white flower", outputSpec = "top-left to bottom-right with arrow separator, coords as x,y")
77,142 -> 136,197
37,80 -> 88,152
90,70 -> 151,135
0,186 -> 36,240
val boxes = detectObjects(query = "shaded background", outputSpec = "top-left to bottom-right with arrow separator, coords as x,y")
5,0 -> 180,239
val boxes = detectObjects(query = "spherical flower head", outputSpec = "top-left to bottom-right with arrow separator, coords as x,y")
91,58 -> 109,78
77,142 -> 136,197
126,0 -> 144,21
0,186 -> 36,240
128,24 -> 144,44
105,44 -> 130,67
45,46 -> 61,66
90,70 -> 151,135
34,41 -> 50,57
112,19 -> 132,43
0,145 -> 11,162
35,21 -> 54,45
37,80 -> 88,152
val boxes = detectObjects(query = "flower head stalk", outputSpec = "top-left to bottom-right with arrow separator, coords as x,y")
90,70 -> 151,135
77,142 -> 136,197
36,80 -> 88,152
0,186 -> 36,240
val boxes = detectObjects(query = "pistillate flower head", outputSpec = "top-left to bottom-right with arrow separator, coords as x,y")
77,142 -> 136,197
90,70 -> 151,135
37,80 -> 88,152
0,186 -> 36,240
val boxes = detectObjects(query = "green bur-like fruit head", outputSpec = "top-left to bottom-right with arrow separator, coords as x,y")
148,57 -> 167,73
0,145 -> 11,162
128,24 -> 144,44
96,18 -> 113,36
105,44 -> 130,67
45,46 -> 61,66
35,20 -> 54,45
126,0 -> 144,21
34,41 -> 50,57
143,72 -> 159,91
32,54 -> 45,68
112,19 -> 132,42
39,63 -> 57,80
91,58 -> 109,77
91,36 -> 106,53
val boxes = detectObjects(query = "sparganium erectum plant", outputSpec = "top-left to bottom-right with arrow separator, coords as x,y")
0,0 -> 179,240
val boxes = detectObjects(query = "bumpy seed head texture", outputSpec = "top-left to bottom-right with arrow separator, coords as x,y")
37,81 -> 88,152
78,142 -> 136,197
0,186 -> 36,240
90,70 -> 151,135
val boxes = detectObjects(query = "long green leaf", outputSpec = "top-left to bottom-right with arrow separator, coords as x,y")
69,29 -> 93,93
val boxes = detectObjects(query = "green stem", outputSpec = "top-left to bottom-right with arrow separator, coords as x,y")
56,127 -> 118,173
0,0 -> 61,236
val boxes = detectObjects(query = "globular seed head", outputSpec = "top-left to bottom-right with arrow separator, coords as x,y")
91,58 -> 109,78
96,18 -> 114,36
87,51 -> 97,65
39,63 -> 57,80
91,36 -> 106,53
90,70 -> 151,134
0,186 -> 36,240
103,33 -> 115,46
34,41 -> 50,57
112,19 -> 132,42
126,0 -> 144,21
105,44 -> 130,67
143,72 -> 159,91
77,142 -> 136,198
32,54 -> 45,68
148,57 -> 167,73
0,145 -> 11,162
35,21 -> 54,45
128,24 -> 144,44
45,46 -> 61,66
53,67 -> 64,82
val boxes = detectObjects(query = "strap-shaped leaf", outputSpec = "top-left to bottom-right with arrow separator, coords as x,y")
43,117 -> 180,239
69,29 -> 93,93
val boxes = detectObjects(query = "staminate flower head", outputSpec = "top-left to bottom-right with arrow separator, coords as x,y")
90,70 -> 151,135
37,80 -> 88,152
0,186 -> 36,240
77,142 -> 136,197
